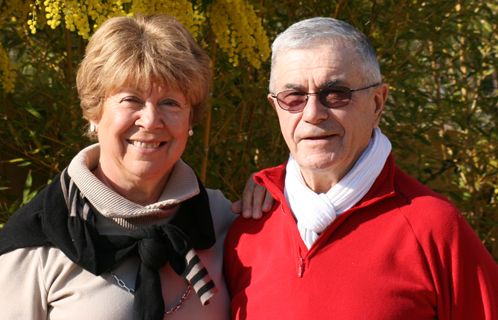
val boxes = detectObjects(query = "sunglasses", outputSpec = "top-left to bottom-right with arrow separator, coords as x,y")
271,83 -> 381,112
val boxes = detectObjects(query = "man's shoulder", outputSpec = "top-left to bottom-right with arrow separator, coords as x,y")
226,206 -> 275,240
223,201 -> 287,265
390,165 -> 468,239
224,161 -> 288,240
392,165 -> 458,212
254,163 -> 286,190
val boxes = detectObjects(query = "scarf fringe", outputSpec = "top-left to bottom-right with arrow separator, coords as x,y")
184,249 -> 218,305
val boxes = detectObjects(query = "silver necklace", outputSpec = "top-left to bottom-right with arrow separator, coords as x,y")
111,271 -> 193,314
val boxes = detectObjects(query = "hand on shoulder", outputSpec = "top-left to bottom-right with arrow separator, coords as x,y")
231,173 -> 274,220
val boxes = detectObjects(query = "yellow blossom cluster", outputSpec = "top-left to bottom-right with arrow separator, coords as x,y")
127,0 -> 205,38
0,0 -> 32,28
24,0 -> 269,66
208,0 -> 270,68
1,0 -> 271,93
0,44 -> 16,94
27,1 -> 48,34
61,0 -> 124,38
0,0 -> 33,94
44,0 -> 63,29
28,0 -> 119,38
26,0 -> 205,40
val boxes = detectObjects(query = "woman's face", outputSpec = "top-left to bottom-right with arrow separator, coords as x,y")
92,83 -> 192,188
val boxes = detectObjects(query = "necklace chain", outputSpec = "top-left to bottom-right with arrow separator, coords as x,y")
165,282 -> 192,314
110,271 -> 193,315
111,271 -> 136,294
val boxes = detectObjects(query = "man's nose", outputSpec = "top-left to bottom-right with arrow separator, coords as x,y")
302,94 -> 329,123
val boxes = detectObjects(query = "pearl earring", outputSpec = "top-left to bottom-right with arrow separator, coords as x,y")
90,124 -> 97,132
188,129 -> 194,136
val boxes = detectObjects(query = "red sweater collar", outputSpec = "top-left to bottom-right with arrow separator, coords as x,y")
254,154 -> 396,209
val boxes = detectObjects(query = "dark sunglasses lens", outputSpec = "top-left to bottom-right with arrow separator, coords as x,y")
278,91 -> 307,111
319,87 -> 351,108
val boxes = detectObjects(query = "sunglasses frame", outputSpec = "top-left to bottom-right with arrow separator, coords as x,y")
271,83 -> 381,112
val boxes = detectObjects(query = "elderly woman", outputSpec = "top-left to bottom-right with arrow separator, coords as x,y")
0,14 -> 257,320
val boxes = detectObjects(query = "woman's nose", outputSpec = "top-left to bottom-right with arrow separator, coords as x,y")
136,103 -> 165,131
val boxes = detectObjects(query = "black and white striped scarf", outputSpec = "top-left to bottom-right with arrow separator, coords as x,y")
59,168 -> 218,318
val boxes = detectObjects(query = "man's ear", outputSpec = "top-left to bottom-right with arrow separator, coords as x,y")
268,94 -> 277,111
372,83 -> 389,128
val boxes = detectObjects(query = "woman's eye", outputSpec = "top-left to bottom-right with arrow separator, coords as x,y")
160,99 -> 182,109
121,97 -> 142,105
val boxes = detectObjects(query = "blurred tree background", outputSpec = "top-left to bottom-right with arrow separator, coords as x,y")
0,0 -> 497,261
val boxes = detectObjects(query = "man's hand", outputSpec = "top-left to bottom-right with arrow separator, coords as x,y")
231,173 -> 274,219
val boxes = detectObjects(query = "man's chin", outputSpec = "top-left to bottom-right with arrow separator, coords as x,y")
294,153 -> 340,171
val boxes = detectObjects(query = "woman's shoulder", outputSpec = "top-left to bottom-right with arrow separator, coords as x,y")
205,189 -> 236,236
0,246 -> 75,318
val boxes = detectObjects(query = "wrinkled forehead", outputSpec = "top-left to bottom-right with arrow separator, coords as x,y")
273,45 -> 364,91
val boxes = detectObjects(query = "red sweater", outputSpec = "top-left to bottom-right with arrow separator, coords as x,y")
224,155 -> 498,319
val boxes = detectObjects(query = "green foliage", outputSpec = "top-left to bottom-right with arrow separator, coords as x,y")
1,0 -> 497,261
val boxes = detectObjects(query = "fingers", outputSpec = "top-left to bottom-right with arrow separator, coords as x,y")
231,200 -> 243,215
246,183 -> 268,219
241,173 -> 258,219
262,188 -> 274,213
233,172 -> 275,220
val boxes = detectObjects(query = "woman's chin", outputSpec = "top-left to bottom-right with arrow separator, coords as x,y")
128,164 -> 172,182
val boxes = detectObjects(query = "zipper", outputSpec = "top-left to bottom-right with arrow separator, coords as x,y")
281,206 -> 306,278
298,257 -> 305,277
294,191 -> 396,278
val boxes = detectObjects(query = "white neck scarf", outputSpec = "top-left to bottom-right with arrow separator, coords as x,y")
284,128 -> 392,248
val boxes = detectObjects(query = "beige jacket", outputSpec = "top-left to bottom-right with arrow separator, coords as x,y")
0,144 -> 236,320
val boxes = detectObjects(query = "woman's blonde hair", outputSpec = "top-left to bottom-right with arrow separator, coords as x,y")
77,14 -> 211,128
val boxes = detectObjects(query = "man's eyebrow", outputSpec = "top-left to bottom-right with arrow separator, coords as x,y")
283,83 -> 304,90
281,80 -> 346,91
322,80 -> 343,88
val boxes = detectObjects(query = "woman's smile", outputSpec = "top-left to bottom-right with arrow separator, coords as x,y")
128,139 -> 165,149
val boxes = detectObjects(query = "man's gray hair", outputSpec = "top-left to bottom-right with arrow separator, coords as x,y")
269,17 -> 381,93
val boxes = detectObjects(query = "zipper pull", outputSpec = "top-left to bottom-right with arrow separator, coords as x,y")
298,258 -> 305,278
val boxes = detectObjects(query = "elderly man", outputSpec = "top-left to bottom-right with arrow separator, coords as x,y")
223,17 -> 498,319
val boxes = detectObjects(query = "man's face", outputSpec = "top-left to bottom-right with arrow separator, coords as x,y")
268,45 -> 388,192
